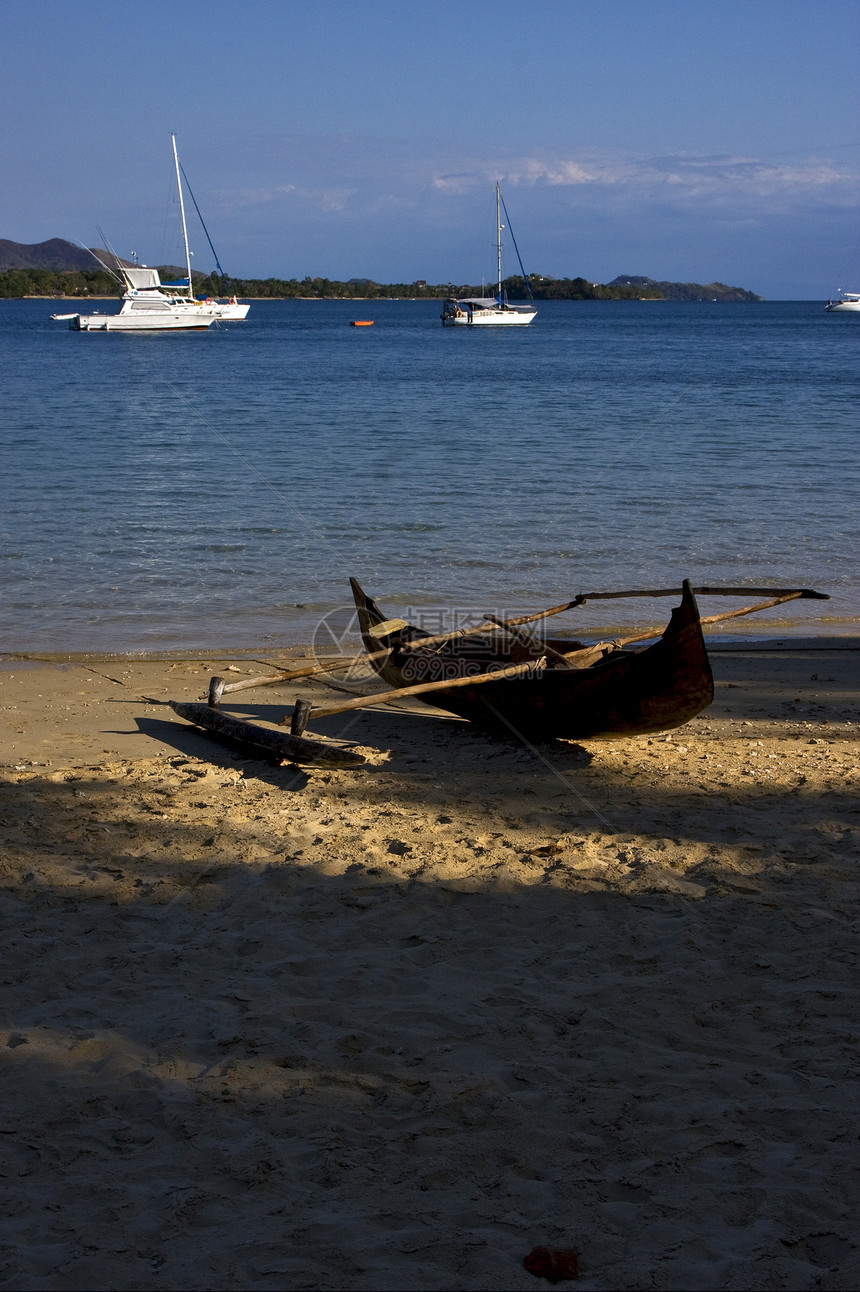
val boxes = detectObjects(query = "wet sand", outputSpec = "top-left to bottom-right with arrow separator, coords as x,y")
1,643 -> 858,1290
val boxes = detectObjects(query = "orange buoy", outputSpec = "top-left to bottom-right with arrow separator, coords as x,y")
350,320 -> 374,326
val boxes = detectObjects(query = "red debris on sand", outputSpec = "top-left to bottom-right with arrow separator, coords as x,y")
523,1246 -> 580,1283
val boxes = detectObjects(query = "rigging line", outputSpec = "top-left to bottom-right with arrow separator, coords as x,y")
499,192 -> 534,300
162,382 -> 348,562
179,162 -> 226,279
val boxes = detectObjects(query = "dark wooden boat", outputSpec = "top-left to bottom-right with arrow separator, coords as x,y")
194,579 -> 826,756
349,577 -> 714,741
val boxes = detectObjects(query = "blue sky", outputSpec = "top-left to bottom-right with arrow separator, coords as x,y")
2,0 -> 858,297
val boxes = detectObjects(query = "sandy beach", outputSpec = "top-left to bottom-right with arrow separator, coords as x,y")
1,641 -> 858,1290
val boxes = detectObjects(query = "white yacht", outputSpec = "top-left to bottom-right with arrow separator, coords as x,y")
53,136 -> 249,332
825,290 -> 860,313
441,184 -> 537,327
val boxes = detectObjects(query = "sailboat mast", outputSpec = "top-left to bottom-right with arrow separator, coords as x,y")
496,183 -> 503,302
171,134 -> 193,293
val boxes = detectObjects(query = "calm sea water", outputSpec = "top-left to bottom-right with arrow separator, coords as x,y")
1,298 -> 857,655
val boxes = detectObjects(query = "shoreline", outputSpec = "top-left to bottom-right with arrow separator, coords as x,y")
2,627 -> 858,667
18,294 -> 802,304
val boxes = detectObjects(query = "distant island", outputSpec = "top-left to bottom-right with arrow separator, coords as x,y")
0,238 -> 765,302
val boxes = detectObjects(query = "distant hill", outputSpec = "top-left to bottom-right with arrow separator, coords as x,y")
0,238 -> 191,279
608,275 -> 764,302
0,238 -> 119,271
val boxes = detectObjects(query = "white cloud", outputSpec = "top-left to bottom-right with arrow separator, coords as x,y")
210,131 -> 857,225
225,183 -> 363,214
430,148 -> 858,209
227,184 -> 297,207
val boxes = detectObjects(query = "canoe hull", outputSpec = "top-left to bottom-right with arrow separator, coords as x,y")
349,579 -> 714,742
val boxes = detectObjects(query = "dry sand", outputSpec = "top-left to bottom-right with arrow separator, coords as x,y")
1,643 -> 858,1290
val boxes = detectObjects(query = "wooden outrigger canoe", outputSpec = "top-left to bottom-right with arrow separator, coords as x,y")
345,577 -> 829,743
191,579 -> 828,758
349,577 -> 714,741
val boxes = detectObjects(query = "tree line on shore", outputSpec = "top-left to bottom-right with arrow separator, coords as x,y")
0,267 -> 762,302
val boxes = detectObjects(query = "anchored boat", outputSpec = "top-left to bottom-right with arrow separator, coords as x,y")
52,136 -> 249,332
441,184 -> 537,327
825,290 -> 860,314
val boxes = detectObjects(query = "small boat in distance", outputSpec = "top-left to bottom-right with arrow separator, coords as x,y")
825,290 -> 860,313
52,136 -> 249,332
441,184 -> 537,327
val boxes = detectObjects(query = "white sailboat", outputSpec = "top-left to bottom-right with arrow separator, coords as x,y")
441,184 -> 537,327
825,290 -> 860,313
52,136 -> 249,332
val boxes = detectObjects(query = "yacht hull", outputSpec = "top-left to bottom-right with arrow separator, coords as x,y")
825,292 -> 860,313
70,311 -> 214,331
211,302 -> 250,320
67,297 -> 249,329
444,308 -> 537,327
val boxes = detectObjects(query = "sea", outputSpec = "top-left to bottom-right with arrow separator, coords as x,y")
1,297 -> 857,658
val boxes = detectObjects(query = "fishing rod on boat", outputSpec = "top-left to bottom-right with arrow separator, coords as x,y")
75,231 -> 125,285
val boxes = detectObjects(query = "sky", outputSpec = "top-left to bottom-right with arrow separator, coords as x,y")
2,0 -> 858,298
